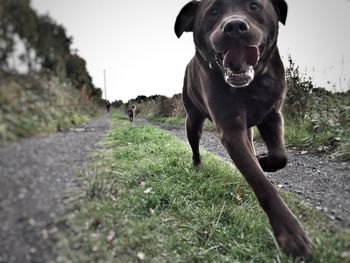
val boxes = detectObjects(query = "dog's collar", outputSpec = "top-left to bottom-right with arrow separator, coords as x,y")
196,48 -> 237,93
195,48 -> 216,71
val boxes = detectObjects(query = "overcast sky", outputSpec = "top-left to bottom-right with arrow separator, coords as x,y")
31,0 -> 350,102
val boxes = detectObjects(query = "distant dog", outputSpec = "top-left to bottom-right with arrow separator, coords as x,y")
127,105 -> 136,122
105,100 -> 111,112
175,0 -> 311,260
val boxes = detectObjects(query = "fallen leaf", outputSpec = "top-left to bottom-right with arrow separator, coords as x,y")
48,227 -> 58,234
144,187 -> 153,194
140,181 -> 146,189
41,229 -> 49,240
341,251 -> 350,258
28,218 -> 36,226
92,245 -> 98,252
107,230 -> 116,243
137,252 -> 145,261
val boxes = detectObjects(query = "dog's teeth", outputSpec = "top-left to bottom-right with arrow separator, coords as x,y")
223,66 -> 255,88
232,72 -> 245,77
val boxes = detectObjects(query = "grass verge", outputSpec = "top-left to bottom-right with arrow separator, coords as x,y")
0,74 -> 102,142
55,111 -> 350,262
142,114 -> 186,127
283,118 -> 350,161
139,113 -> 349,162
139,113 -> 216,131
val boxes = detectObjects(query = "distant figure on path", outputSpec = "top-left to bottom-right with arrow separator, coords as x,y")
106,100 -> 111,112
127,105 -> 136,122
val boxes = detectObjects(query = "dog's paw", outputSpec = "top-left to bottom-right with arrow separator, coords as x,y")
257,153 -> 287,172
272,215 -> 312,262
192,159 -> 202,171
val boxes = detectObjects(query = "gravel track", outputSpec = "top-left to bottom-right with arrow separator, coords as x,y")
136,119 -> 350,228
0,114 -> 110,263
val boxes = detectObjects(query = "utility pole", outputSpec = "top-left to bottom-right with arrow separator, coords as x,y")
103,69 -> 107,100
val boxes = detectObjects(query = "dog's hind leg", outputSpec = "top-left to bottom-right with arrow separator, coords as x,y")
186,111 -> 205,169
257,110 -> 287,172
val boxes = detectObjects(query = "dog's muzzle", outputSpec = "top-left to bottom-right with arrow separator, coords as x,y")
210,17 -> 265,88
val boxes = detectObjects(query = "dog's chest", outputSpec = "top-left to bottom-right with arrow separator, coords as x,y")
239,87 -> 283,125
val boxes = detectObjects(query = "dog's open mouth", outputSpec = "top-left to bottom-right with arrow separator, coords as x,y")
216,45 -> 262,88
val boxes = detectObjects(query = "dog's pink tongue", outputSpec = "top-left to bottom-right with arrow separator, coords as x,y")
223,47 -> 242,68
245,46 -> 259,66
223,46 -> 259,69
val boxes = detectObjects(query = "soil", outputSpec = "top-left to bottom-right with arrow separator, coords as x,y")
0,114 -> 110,263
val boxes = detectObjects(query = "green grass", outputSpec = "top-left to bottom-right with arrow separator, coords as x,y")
55,111 -> 350,262
140,113 -> 216,131
144,114 -> 186,126
139,112 -> 349,161
283,118 -> 349,159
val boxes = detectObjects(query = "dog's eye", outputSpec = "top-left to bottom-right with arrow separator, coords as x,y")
209,8 -> 219,17
249,2 -> 260,11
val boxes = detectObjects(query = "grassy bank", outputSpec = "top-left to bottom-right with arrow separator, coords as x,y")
137,111 -> 349,162
55,111 -> 349,262
0,74 -> 102,142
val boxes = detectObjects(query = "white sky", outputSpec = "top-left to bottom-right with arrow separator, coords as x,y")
30,0 -> 350,102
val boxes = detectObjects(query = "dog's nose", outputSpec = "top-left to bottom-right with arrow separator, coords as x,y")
222,19 -> 249,37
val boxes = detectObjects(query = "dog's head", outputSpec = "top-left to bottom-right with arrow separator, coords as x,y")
175,0 -> 287,88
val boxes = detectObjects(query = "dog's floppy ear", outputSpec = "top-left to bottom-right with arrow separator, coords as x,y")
174,1 -> 200,38
272,0 -> 288,25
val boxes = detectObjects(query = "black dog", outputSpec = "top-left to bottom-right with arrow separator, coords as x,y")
175,0 -> 311,260
127,105 -> 136,122
106,100 -> 111,112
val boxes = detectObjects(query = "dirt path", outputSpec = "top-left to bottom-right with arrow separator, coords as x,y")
136,119 -> 350,228
0,114 -> 110,263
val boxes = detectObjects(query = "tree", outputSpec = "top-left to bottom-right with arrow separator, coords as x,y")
0,0 -> 102,102
36,15 -> 72,78
66,54 -> 93,90
0,0 -> 40,72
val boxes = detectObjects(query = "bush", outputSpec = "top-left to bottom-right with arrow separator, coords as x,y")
283,56 -> 349,159
128,94 -> 185,118
283,56 -> 314,119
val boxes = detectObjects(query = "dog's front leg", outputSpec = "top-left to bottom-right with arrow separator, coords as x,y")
218,121 -> 312,261
257,110 -> 287,172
